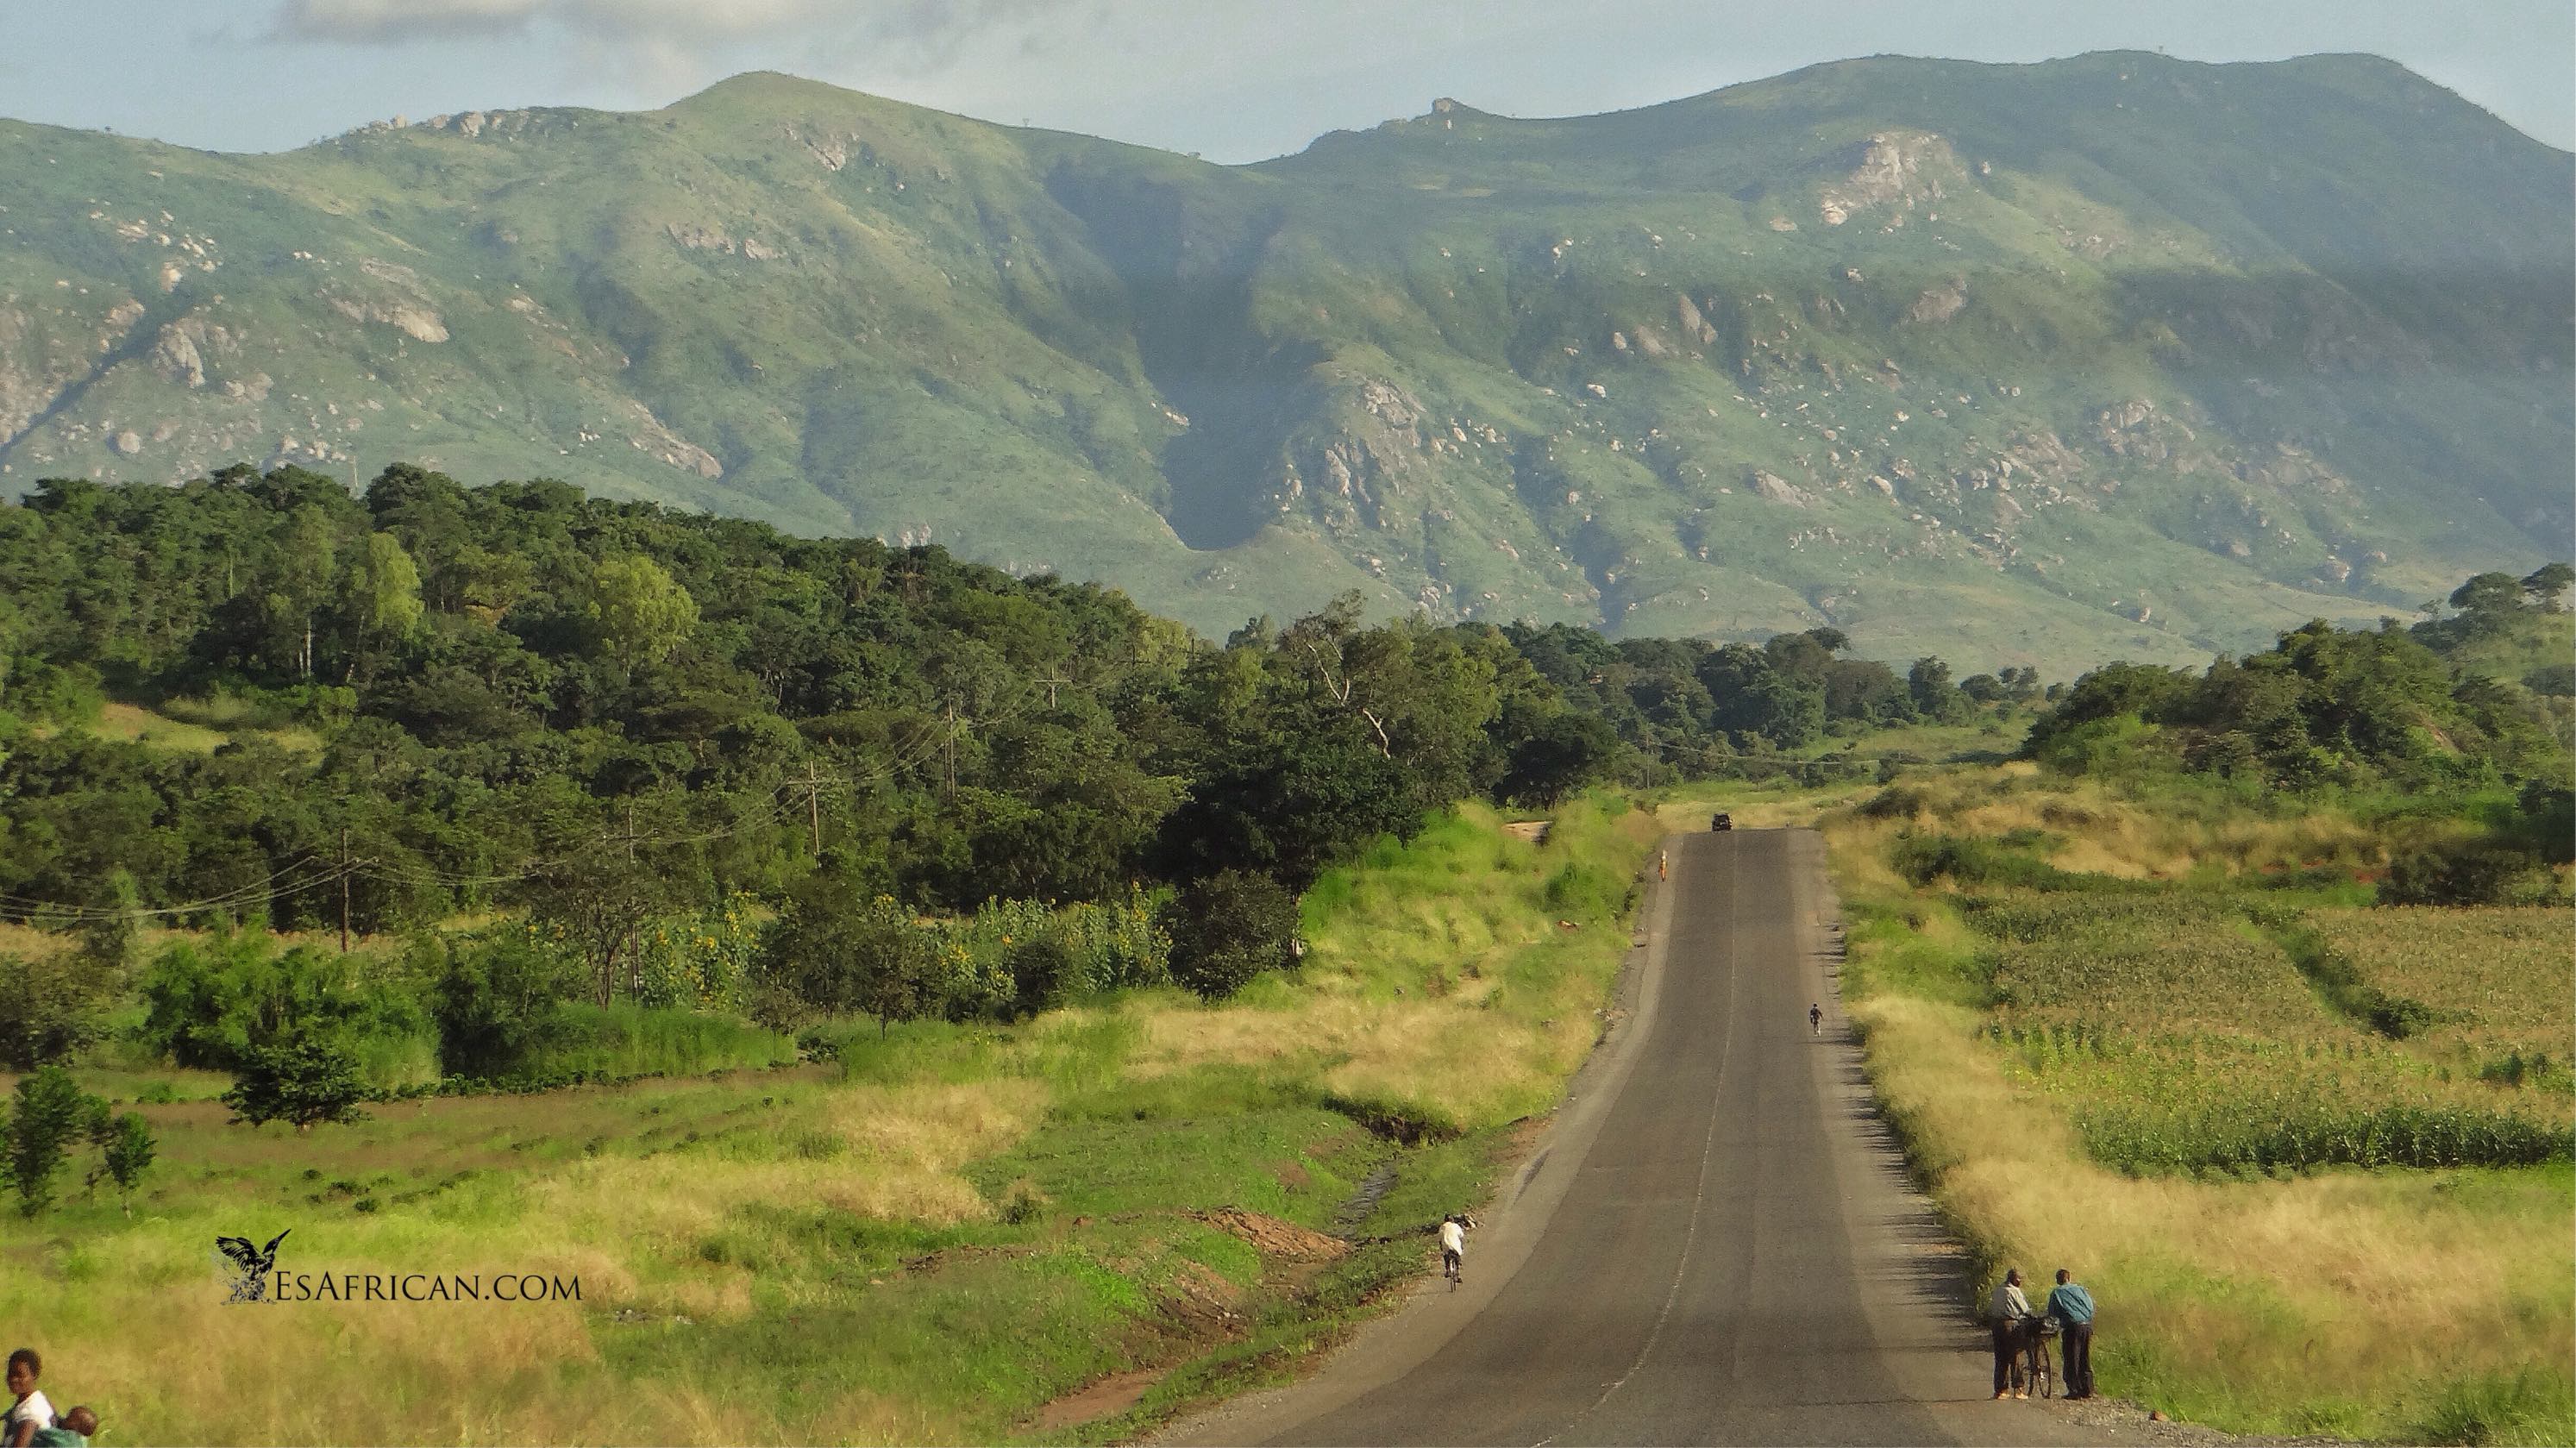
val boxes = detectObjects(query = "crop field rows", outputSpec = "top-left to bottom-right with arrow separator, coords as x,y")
1964,888 -> 2572,1175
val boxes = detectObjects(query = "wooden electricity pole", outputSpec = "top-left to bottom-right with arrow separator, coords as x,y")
338,825 -> 353,952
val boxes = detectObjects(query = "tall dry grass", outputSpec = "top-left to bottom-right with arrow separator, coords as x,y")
1824,774 -> 2576,1441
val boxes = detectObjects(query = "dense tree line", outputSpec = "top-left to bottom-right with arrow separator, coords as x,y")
0,463 -> 2048,1095
0,464 -> 2025,941
2025,565 -> 2574,900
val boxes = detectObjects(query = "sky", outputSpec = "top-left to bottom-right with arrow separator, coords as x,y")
2,0 -> 2568,159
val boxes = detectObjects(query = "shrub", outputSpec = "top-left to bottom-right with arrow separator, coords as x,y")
97,1110 -> 156,1215
140,929 -> 423,1072
1540,860 -> 1632,923
222,1021 -> 373,1133
2380,840 -> 2542,906
1162,869 -> 1301,1001
1006,935 -> 1077,1019
0,952 -> 112,1070
3,1065 -> 94,1216
761,887 -> 940,1034
427,929 -> 580,1081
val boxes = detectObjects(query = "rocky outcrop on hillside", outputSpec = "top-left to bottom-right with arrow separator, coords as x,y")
0,52 -> 2564,670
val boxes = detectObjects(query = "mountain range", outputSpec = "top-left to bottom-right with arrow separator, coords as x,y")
1,50 -> 2567,671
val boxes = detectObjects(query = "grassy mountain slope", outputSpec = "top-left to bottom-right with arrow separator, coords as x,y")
1,53 -> 2566,671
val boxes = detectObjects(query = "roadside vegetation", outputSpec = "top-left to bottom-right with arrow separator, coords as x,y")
1814,573 -> 2574,1444
0,798 -> 1658,1443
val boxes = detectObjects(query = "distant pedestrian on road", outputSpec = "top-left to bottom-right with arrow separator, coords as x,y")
1658,849 -> 1668,881
1808,1002 -> 1822,1035
1438,1213 -> 1469,1284
2046,1268 -> 2096,1399
1987,1269 -> 2032,1399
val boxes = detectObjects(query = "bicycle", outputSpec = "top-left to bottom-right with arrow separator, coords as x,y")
2015,1315 -> 2057,1400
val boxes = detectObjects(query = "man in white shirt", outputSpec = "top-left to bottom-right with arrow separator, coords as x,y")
1438,1214 -> 1468,1284
1988,1269 -> 2033,1399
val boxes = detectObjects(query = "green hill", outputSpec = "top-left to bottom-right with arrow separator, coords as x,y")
1,53 -> 2566,672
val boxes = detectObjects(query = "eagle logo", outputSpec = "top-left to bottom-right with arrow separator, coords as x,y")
214,1229 -> 291,1302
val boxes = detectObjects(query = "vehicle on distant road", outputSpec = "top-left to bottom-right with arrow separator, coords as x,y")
1711,812 -> 1733,831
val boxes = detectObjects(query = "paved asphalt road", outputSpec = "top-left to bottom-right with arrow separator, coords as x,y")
1178,828 -> 2117,1447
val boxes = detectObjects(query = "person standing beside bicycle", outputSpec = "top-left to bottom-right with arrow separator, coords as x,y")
2046,1268 -> 2097,1399
1987,1269 -> 2032,1400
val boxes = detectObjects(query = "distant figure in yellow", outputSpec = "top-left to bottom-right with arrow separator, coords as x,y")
1658,849 -> 1668,881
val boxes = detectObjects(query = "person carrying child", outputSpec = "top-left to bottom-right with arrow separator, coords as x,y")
4,1350 -> 53,1448
31,1407 -> 97,1448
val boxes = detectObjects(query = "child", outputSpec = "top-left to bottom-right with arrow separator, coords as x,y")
3,1350 -> 52,1448
31,1407 -> 95,1448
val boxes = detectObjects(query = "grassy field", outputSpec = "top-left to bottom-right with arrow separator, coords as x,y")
0,798 -> 1661,1445
24,699 -> 329,756
1816,766 -> 2574,1443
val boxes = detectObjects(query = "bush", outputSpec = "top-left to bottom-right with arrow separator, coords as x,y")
760,886 -> 941,1034
222,1021 -> 373,1132
427,929 -> 580,1081
1161,869 -> 1300,1001
0,952 -> 113,1070
2380,840 -> 2542,906
1539,860 -> 1633,923
140,929 -> 423,1073
1006,935 -> 1077,1019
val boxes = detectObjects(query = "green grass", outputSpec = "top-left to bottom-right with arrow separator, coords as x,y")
0,798 -> 1663,1443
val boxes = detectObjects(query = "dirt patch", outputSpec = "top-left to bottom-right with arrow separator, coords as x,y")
1274,1160 -> 1312,1192
1194,1208 -> 1351,1262
1033,1366 -> 1169,1432
1160,1258 -> 1250,1336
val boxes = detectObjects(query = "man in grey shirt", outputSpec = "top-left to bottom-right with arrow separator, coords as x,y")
1987,1269 -> 2032,1399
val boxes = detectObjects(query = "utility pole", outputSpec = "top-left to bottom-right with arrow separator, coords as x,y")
338,825 -> 353,953
787,762 -> 831,858
943,699 -> 958,799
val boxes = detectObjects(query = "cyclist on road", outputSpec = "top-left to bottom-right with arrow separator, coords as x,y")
1808,1002 -> 1823,1035
1438,1213 -> 1469,1284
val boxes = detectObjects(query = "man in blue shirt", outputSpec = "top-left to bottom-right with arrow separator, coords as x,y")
2046,1268 -> 2097,1399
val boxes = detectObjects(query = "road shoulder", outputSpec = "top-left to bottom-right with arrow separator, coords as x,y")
1152,851 -> 1683,1445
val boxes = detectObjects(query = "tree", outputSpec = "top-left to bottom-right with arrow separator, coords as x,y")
223,1023 -> 371,1133
1161,869 -> 1301,1001
1496,708 -> 1619,807
429,931 -> 578,1080
0,951 -> 111,1071
268,504 -> 341,678
95,1110 -> 156,1217
530,852 -> 668,1010
2521,562 -> 2573,610
591,554 -> 699,668
2448,571 -> 2524,618
761,885 -> 937,1035
1156,730 -> 1420,890
342,530 -> 424,675
1908,656 -> 1970,724
4,1066 -> 93,1216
